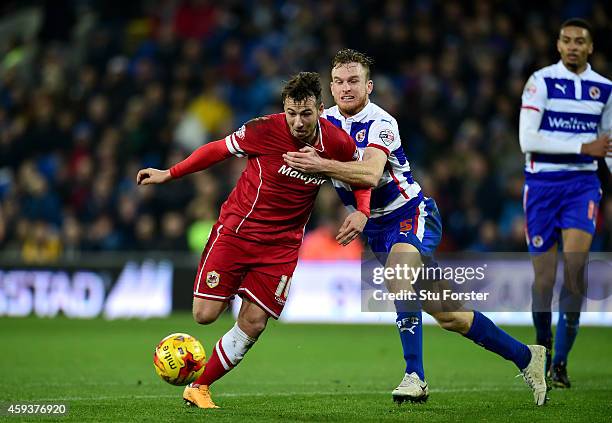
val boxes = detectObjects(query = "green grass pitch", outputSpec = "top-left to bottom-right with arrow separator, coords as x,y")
2,313 -> 611,422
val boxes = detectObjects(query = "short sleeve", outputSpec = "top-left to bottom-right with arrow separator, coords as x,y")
325,124 -> 359,162
224,117 -> 268,157
521,74 -> 547,112
338,130 -> 359,162
224,125 -> 247,157
366,119 -> 401,156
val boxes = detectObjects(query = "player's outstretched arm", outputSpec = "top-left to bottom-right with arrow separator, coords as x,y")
283,146 -> 386,187
138,140 -> 235,187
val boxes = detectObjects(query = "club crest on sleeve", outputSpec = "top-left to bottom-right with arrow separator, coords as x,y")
379,129 -> 395,146
589,86 -> 601,100
206,271 -> 220,288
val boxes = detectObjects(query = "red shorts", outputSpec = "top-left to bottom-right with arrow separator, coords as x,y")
193,223 -> 299,319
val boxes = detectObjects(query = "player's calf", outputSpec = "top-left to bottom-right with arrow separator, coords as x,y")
431,311 -> 473,334
237,300 -> 270,339
189,298 -> 268,392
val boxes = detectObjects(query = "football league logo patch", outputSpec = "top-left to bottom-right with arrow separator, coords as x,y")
379,129 -> 395,146
206,271 -> 220,288
589,86 -> 601,100
524,83 -> 537,99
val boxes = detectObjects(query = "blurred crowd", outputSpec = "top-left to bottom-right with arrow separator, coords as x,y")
0,0 -> 610,262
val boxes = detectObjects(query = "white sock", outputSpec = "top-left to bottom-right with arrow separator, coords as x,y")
217,323 -> 257,368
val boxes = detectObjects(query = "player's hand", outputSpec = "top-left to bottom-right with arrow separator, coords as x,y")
136,168 -> 172,185
580,133 -> 612,158
336,211 -> 368,246
282,146 -> 328,174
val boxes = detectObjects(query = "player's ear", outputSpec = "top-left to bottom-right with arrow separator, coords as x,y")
318,102 -> 325,114
367,80 -> 373,95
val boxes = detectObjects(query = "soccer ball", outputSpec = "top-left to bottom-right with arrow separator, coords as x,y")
153,333 -> 206,386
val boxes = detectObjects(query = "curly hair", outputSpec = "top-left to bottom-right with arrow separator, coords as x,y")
281,72 -> 322,105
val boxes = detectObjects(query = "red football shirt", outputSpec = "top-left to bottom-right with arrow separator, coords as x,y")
218,113 -> 359,247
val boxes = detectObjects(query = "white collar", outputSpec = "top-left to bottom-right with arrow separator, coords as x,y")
556,60 -> 592,79
335,101 -> 373,122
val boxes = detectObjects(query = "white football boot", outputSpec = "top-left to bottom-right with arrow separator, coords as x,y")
521,345 -> 548,406
392,372 -> 429,403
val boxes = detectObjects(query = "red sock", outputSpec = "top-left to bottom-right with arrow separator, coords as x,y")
193,323 -> 256,387
194,338 -> 234,386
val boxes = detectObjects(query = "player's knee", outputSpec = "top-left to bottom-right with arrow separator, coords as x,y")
533,272 -> 556,291
192,308 -> 220,325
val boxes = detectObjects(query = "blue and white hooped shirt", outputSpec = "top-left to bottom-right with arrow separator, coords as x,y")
520,61 -> 612,175
325,102 -> 422,221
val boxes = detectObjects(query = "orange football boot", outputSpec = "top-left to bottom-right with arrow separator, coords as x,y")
183,384 -> 220,408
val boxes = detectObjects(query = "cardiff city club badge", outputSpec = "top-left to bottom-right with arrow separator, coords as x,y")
206,271 -> 220,288
589,86 -> 601,100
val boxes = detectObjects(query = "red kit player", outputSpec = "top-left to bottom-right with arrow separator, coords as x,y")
137,72 -> 371,408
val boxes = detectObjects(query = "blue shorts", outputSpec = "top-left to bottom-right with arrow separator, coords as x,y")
365,197 -> 442,260
524,171 -> 601,253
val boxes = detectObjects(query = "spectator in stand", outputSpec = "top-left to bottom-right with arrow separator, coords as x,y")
0,0 -> 609,257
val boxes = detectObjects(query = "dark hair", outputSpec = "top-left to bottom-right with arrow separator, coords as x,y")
560,18 -> 593,40
281,72 -> 322,106
332,48 -> 374,79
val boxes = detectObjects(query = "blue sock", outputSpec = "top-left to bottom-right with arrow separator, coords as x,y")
395,311 -> 425,380
464,311 -> 531,370
553,312 -> 580,365
532,312 -> 552,347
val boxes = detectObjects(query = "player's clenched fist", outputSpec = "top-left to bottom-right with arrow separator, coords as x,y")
137,168 -> 172,185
